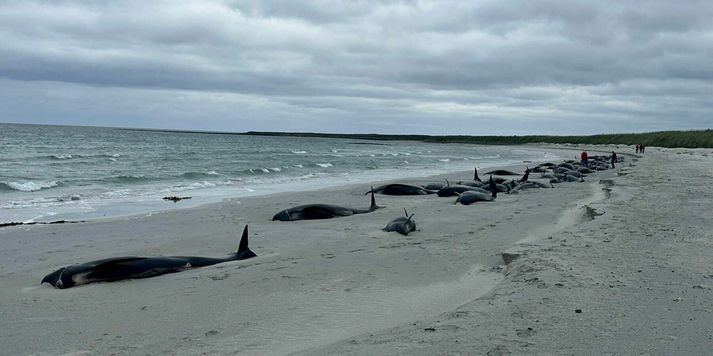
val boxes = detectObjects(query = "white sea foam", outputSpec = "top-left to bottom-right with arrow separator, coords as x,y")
316,163 -> 333,168
189,181 -> 217,189
269,167 -> 282,172
4,180 -> 59,192
439,159 -> 451,162
291,150 -> 307,154
52,154 -> 73,159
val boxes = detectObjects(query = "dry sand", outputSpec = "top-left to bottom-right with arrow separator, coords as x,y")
1,146 -> 711,355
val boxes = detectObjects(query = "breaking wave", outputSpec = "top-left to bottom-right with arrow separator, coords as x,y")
0,180 -> 60,192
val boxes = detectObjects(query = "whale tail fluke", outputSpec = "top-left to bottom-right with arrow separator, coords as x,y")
236,225 -> 257,260
454,191 -> 462,204
489,176 -> 498,199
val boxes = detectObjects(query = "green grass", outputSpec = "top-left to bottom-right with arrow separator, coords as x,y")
244,130 -> 713,148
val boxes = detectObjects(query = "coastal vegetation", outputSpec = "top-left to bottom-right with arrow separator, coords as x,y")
244,130 -> 713,148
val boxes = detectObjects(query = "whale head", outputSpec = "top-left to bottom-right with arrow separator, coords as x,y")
41,267 -> 75,289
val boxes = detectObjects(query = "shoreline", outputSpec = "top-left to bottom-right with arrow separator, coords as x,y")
1,144 -> 679,355
1,144 -> 570,226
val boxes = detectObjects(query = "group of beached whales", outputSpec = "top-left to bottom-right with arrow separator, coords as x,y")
271,153 -> 620,235
42,154 -> 620,289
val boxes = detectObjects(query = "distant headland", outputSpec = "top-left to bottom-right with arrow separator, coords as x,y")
242,130 -> 713,148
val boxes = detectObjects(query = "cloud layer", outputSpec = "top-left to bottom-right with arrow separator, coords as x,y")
1,0 -> 711,134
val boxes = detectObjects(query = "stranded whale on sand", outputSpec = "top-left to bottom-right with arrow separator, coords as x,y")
273,188 -> 382,221
383,209 -> 417,236
369,183 -> 435,195
42,225 -> 256,289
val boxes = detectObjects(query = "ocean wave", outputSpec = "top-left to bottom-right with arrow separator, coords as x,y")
316,163 -> 333,168
291,150 -> 307,154
109,175 -> 151,183
471,154 -> 502,160
188,181 -> 217,189
182,171 -> 220,179
439,159 -> 451,162
51,154 -> 73,160
247,168 -> 273,175
0,180 -> 60,192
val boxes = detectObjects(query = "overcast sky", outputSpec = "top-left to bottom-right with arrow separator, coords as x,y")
1,0 -> 711,135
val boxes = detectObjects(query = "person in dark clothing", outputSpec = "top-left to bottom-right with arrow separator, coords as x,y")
580,151 -> 589,167
611,151 -> 617,168
641,144 -> 645,153
635,144 -> 640,153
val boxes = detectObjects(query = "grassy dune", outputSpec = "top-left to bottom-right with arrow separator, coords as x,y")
245,130 -> 713,148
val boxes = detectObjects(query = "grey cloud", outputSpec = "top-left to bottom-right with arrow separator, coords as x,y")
0,0 -> 711,134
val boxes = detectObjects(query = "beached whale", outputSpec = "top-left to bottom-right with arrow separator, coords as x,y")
437,185 -> 489,197
483,169 -> 520,176
456,180 -> 485,188
42,225 -> 256,289
423,181 -> 447,190
454,191 -> 495,205
369,183 -> 435,195
273,188 -> 381,221
383,209 -> 416,236
508,181 -> 553,194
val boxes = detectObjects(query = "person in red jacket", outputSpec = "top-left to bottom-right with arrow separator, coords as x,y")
580,151 -> 589,167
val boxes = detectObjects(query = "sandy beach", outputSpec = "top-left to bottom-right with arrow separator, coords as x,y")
2,145 -> 712,355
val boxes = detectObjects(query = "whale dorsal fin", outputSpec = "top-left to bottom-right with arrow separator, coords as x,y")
369,186 -> 381,211
236,225 -> 257,260
405,214 -> 415,224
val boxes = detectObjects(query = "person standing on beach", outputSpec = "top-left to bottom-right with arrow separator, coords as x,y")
635,144 -> 640,153
611,151 -> 617,168
580,151 -> 589,167
641,144 -> 645,153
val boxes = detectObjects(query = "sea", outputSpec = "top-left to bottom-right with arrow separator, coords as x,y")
0,123 -> 562,223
